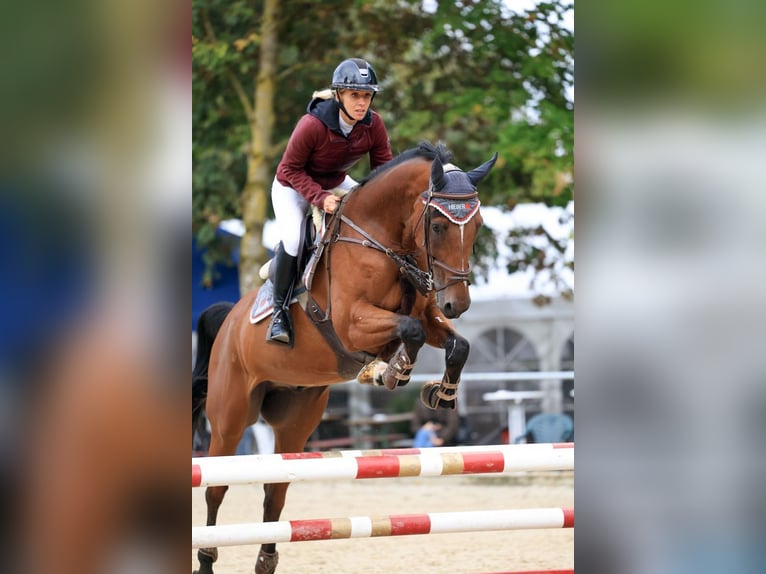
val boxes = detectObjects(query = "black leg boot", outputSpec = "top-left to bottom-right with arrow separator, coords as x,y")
266,248 -> 297,346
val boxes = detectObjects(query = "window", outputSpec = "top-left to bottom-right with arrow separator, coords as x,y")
465,327 -> 540,373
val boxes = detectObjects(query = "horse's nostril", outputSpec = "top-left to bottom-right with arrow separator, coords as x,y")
443,302 -> 460,319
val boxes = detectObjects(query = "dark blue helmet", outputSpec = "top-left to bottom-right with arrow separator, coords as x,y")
330,58 -> 380,92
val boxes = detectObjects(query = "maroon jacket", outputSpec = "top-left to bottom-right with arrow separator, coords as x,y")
276,97 -> 393,207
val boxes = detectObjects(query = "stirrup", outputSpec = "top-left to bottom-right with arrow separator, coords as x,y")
266,310 -> 293,347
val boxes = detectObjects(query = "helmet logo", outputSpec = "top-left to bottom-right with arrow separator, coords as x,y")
359,69 -> 368,78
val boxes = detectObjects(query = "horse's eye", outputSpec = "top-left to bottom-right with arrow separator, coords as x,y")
431,223 -> 443,235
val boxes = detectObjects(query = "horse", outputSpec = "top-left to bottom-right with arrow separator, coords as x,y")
192,141 -> 497,574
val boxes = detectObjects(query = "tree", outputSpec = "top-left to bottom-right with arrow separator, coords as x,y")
239,0 -> 278,294
193,0 -> 574,300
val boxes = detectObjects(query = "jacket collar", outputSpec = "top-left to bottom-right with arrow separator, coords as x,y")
307,97 -> 372,134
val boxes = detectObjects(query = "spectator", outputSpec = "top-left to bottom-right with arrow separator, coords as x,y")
413,421 -> 444,448
410,398 -> 460,446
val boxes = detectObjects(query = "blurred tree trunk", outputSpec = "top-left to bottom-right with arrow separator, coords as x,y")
238,0 -> 278,295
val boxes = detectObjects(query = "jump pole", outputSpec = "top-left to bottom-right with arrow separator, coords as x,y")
192,443 -> 573,488
192,507 -> 574,548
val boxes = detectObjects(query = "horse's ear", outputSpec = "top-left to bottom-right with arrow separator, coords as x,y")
431,155 -> 446,191
466,152 -> 499,186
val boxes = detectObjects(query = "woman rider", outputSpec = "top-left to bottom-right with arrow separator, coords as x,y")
267,58 -> 393,346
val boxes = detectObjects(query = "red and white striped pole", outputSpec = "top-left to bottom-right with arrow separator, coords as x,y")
192,443 -> 573,488
192,507 -> 574,548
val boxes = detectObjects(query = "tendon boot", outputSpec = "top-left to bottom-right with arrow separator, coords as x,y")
266,248 -> 297,346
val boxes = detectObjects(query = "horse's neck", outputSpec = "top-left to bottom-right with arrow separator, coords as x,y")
345,168 -> 424,250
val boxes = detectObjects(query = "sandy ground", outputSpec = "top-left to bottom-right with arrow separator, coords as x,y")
192,471 -> 573,574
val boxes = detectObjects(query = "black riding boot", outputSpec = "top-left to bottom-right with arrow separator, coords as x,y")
266,248 -> 297,346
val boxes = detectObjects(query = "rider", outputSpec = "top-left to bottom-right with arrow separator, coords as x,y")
267,57 -> 394,346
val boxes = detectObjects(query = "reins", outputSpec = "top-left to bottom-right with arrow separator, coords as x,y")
335,214 -> 434,295
329,181 -> 476,295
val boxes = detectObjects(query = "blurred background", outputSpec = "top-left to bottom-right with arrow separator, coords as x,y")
577,0 -> 766,572
0,0 -> 189,572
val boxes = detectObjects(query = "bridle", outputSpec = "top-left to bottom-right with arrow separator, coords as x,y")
420,185 -> 478,292
332,181 -> 478,296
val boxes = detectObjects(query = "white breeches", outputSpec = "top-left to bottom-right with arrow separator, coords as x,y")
271,175 -> 358,256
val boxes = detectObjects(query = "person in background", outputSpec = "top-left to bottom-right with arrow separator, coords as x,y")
413,421 -> 444,448
410,398 -> 460,446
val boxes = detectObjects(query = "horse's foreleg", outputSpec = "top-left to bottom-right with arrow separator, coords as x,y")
347,304 -> 427,389
256,386 -> 330,574
379,316 -> 426,389
421,331 -> 469,409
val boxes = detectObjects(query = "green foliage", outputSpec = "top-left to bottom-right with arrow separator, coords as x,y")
193,0 -> 574,299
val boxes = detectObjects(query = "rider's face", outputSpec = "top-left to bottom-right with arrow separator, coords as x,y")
337,90 -> 373,123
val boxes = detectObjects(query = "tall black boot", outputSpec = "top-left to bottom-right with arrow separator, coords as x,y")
266,248 -> 297,346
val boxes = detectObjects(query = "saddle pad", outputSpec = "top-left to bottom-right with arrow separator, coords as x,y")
249,280 -> 305,324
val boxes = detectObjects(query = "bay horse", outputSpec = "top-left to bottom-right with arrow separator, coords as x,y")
192,141 -> 497,574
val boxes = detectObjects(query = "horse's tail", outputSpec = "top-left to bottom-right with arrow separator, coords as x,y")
192,301 -> 235,444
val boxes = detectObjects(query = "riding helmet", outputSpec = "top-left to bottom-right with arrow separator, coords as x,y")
330,58 -> 380,92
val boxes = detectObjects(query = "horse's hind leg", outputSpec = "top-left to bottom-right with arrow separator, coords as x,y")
255,386 -> 330,574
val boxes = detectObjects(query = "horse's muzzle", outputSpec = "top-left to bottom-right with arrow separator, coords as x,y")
437,290 -> 471,319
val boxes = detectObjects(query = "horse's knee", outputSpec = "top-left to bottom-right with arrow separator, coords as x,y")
398,316 -> 426,348
446,335 -> 469,367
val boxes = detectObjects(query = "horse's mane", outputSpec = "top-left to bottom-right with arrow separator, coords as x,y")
359,140 -> 453,187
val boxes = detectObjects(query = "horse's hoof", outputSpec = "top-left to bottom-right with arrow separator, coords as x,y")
420,382 -> 439,409
356,360 -> 386,386
194,548 -> 217,574
420,382 -> 456,410
255,549 -> 279,574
